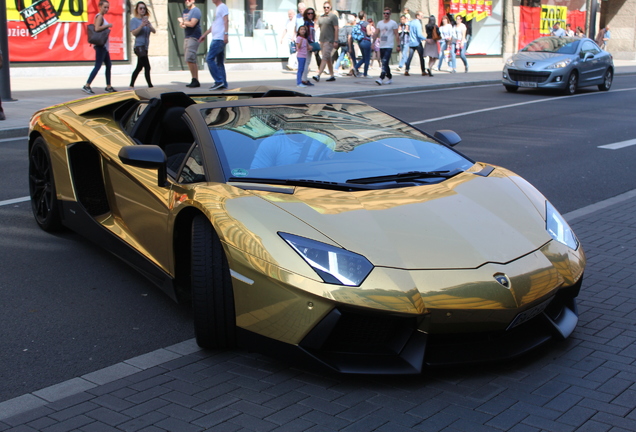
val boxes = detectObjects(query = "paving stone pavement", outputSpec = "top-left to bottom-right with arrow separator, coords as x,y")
1,189 -> 635,431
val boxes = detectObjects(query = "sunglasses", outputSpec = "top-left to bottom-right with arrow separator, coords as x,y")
383,12 -> 390,15
324,6 -> 330,9
307,11 -> 314,14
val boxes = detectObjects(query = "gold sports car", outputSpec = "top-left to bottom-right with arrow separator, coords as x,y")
28,87 -> 585,374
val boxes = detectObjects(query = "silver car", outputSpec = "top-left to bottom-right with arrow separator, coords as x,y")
502,37 -> 613,95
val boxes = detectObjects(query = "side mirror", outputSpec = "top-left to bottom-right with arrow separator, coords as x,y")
434,130 -> 462,147
582,52 -> 594,61
119,145 -> 168,187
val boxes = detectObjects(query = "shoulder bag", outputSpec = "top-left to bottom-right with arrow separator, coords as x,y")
87,24 -> 110,47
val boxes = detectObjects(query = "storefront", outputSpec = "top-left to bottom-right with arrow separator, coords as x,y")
439,0 -> 503,55
515,0 -> 587,49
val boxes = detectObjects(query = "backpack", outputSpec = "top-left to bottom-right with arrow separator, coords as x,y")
352,23 -> 364,42
338,26 -> 349,46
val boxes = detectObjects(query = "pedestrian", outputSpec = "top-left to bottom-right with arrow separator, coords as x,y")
368,18 -> 380,69
129,1 -> 155,89
565,23 -> 575,37
199,0 -> 229,90
295,2 -> 306,31
595,24 -> 610,49
551,22 -> 566,37
178,0 -> 202,88
396,15 -> 410,71
402,6 -> 411,21
301,7 -> 318,86
435,16 -> 456,73
404,11 -> 425,76
0,48 -> 5,120
312,1 -> 339,82
353,11 -> 372,78
281,9 -> 298,71
423,15 -> 439,76
83,0 -> 116,94
575,26 -> 585,37
374,7 -> 398,86
334,15 -> 355,76
295,25 -> 310,87
455,15 -> 468,73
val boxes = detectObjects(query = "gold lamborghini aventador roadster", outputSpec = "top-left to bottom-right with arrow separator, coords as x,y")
28,87 -> 585,374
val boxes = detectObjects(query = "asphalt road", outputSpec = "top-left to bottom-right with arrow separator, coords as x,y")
0,77 -> 634,402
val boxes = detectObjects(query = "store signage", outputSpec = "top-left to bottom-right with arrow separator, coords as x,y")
19,0 -> 59,36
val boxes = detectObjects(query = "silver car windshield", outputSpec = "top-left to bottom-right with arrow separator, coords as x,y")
521,37 -> 580,54
203,103 -> 473,184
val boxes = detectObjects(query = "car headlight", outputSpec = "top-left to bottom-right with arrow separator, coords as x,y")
279,233 -> 373,286
547,58 -> 572,69
546,201 -> 579,250
505,57 -> 515,66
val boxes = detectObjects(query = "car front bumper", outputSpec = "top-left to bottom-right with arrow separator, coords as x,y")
502,66 -> 570,90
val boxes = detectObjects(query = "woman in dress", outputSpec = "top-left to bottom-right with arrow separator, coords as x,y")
423,15 -> 439,76
435,16 -> 456,73
129,1 -> 155,89
397,15 -> 410,70
83,0 -> 116,94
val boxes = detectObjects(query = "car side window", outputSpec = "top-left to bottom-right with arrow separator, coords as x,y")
581,41 -> 600,56
178,143 -> 206,184
122,102 -> 149,137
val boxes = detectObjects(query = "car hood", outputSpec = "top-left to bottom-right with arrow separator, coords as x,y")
509,52 -> 573,68
251,170 -> 551,269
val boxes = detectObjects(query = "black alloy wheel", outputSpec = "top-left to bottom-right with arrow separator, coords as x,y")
598,69 -> 613,91
191,214 -> 236,349
29,137 -> 63,232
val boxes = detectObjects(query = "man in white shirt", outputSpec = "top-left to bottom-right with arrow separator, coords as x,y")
375,7 -> 399,85
199,0 -> 229,90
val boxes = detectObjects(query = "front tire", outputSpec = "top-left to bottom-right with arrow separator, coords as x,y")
504,85 -> 518,93
563,72 -> 578,95
29,137 -> 63,232
191,214 -> 236,349
598,69 -> 613,91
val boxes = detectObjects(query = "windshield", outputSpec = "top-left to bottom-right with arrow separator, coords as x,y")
204,103 -> 473,185
521,37 -> 580,54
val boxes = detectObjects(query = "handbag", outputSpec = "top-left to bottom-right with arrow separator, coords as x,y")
309,41 -> 321,52
432,26 -> 441,41
87,24 -> 110,47
289,41 -> 297,55
134,46 -> 148,57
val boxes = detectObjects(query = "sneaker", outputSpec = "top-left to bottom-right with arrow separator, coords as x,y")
82,85 -> 94,95
105,86 -> 117,93
297,83 -> 307,88
312,75 -> 320,82
326,76 -> 336,82
185,78 -> 200,88
303,81 -> 315,86
209,82 -> 225,90
383,78 -> 392,85
404,71 -> 410,76
451,69 -> 456,73
352,69 -> 359,77
0,111 -> 5,121
375,78 -> 383,86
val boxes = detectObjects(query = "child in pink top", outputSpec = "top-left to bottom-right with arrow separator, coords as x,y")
296,26 -> 310,88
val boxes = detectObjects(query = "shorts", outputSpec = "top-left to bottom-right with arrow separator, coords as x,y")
184,37 -> 200,63
320,41 -> 334,58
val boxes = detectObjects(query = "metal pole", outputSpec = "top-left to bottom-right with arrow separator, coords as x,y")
0,1 -> 16,101
589,0 -> 598,39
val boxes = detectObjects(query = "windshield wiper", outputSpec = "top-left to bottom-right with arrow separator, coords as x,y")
346,169 -> 462,185
228,177 -> 367,191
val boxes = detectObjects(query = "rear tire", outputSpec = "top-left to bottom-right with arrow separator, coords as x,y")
598,69 -> 613,91
504,85 -> 518,93
191,214 -> 236,349
563,72 -> 578,95
29,137 -> 64,232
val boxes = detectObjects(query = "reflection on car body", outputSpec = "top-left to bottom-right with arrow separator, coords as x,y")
28,87 -> 585,374
503,36 -> 614,95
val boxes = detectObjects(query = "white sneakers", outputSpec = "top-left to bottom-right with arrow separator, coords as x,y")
375,78 -> 393,86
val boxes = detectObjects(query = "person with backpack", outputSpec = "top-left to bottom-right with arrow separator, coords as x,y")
334,15 -> 355,76
352,11 -> 372,78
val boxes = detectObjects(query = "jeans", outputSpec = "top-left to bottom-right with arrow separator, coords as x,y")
87,45 -> 112,86
334,45 -> 348,70
355,40 -> 371,76
206,39 -> 227,87
297,57 -> 306,85
398,43 -> 409,68
379,48 -> 393,79
458,34 -> 470,70
437,39 -> 456,70
405,44 -> 425,72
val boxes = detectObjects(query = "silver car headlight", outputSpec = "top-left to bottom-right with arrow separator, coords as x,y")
546,201 -> 579,250
547,58 -> 572,69
279,233 -> 373,286
505,57 -> 515,66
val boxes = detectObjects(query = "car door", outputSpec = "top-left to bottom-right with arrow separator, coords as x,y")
578,41 -> 603,85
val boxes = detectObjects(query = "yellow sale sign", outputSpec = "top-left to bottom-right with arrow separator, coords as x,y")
7,0 -> 88,22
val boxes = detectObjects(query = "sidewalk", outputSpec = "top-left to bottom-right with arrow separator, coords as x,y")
2,58 -> 634,139
2,58 -> 636,432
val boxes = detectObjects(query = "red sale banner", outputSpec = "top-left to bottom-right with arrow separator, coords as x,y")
7,0 -> 126,62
